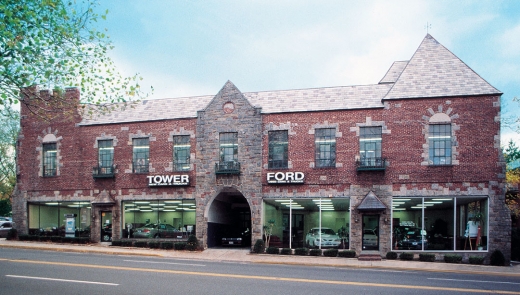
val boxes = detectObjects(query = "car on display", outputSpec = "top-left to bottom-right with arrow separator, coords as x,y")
362,228 -> 378,247
0,216 -> 12,221
101,224 -> 112,241
397,228 -> 428,250
222,228 -> 251,247
0,221 -> 13,238
133,223 -> 181,238
305,227 -> 342,248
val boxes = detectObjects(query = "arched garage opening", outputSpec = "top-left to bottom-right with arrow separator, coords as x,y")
206,189 -> 251,248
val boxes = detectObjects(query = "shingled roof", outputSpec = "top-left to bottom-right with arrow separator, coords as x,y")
78,34 -> 500,126
383,34 -> 501,100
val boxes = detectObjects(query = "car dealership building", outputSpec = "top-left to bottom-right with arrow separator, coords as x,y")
12,34 -> 511,261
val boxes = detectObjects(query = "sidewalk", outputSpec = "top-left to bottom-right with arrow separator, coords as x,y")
1,239 -> 518,277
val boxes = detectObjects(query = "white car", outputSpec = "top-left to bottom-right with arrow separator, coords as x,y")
362,229 -> 378,247
305,227 -> 341,248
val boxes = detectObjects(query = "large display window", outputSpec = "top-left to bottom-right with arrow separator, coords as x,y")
122,199 -> 196,239
263,198 -> 350,249
28,202 -> 91,237
392,196 -> 488,251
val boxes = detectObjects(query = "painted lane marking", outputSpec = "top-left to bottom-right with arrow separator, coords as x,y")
429,278 -> 520,285
123,259 -> 205,266
6,275 -> 118,286
6,259 -> 520,295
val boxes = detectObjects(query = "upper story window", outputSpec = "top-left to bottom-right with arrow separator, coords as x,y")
133,138 -> 149,173
359,126 -> 382,166
219,132 -> 238,163
268,130 -> 288,169
98,140 -> 114,168
429,123 -> 451,165
173,135 -> 190,171
315,128 -> 336,168
42,143 -> 57,177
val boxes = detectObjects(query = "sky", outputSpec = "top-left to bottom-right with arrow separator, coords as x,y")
94,0 -> 520,145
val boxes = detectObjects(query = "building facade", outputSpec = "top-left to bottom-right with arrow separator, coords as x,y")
13,35 -> 511,262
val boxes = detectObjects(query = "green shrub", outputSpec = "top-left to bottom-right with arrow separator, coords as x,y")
50,236 -> 62,243
186,235 -> 199,251
309,249 -> 322,256
444,254 -> 462,263
490,249 -> 506,266
386,251 -> 398,260
469,256 -> 485,265
134,241 -> 148,248
266,247 -> 279,254
419,253 -> 436,262
18,234 -> 30,241
338,250 -> 356,258
280,248 -> 292,255
174,242 -> 186,250
121,239 -> 133,247
6,228 -> 17,240
323,249 -> 338,257
148,241 -> 160,249
295,247 -> 309,256
399,252 -> 414,261
253,239 -> 265,253
111,239 -> 122,246
160,242 -> 174,250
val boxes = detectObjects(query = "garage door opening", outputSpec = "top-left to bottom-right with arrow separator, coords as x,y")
207,190 -> 251,248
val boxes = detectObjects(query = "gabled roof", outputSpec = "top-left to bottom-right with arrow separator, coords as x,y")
356,191 -> 387,211
77,34 -> 501,126
383,34 -> 501,100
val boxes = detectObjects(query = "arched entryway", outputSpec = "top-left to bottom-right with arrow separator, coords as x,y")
206,188 -> 251,248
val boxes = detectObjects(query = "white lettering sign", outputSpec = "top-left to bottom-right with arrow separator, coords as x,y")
267,172 -> 305,184
147,175 -> 189,186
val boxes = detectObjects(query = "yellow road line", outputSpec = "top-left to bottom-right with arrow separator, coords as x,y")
4,259 -> 520,294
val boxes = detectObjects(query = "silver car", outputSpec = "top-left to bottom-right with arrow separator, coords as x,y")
133,223 -> 181,239
305,227 -> 341,248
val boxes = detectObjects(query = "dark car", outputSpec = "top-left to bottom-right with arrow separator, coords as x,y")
102,224 -> 112,241
398,229 -> 428,250
133,223 -> 181,239
222,228 -> 251,246
0,221 -> 12,238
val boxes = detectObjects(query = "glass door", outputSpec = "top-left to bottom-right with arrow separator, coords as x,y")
100,211 -> 112,242
362,215 -> 379,250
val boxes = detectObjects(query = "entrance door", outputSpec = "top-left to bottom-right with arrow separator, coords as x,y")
362,215 -> 379,250
100,211 -> 112,242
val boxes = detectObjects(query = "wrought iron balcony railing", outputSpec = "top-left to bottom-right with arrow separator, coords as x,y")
356,158 -> 386,171
215,161 -> 241,175
93,165 -> 116,178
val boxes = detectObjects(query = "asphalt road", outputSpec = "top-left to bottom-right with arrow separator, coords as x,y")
0,248 -> 519,295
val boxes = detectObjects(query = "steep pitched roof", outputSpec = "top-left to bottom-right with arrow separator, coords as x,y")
356,191 -> 387,211
379,61 -> 408,84
383,34 -> 501,100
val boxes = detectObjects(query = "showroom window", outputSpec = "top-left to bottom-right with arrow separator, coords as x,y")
42,143 -> 57,177
391,197 -> 488,251
122,199 -> 196,239
133,138 -> 149,173
28,201 -> 91,237
263,198 -> 350,249
429,123 -> 451,165
315,128 -> 336,168
359,126 -> 382,166
268,130 -> 288,169
219,132 -> 238,163
173,135 -> 190,171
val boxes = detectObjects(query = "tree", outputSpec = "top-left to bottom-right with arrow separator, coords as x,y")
504,140 -> 520,220
0,106 -> 18,216
0,0 -> 148,119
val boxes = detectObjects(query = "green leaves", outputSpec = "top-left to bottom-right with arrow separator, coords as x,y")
0,0 -> 149,116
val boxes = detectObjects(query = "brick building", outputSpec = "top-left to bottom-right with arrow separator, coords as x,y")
13,34 -> 511,262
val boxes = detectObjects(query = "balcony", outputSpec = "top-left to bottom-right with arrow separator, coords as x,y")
93,165 -> 116,178
215,161 -> 241,175
356,158 -> 386,172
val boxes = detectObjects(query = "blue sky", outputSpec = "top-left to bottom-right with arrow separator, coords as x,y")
95,0 -> 520,145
